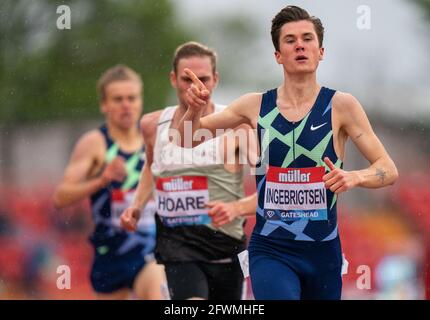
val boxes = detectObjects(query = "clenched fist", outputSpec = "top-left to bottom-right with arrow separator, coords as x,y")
101,156 -> 127,185
120,206 -> 141,232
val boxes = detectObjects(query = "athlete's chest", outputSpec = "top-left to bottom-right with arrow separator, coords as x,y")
276,104 -> 314,124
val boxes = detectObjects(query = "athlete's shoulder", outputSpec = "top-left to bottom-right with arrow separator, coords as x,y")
237,92 -> 263,104
332,91 -> 369,129
231,92 -> 263,113
332,91 -> 363,113
70,128 -> 105,160
140,109 -> 163,136
77,129 -> 105,149
226,93 -> 263,128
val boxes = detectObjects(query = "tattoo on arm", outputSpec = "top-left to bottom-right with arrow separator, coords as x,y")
375,168 -> 387,185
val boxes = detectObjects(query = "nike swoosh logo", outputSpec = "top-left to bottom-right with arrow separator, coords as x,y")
310,122 -> 327,131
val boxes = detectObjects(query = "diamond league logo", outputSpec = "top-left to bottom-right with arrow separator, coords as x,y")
266,210 -> 275,218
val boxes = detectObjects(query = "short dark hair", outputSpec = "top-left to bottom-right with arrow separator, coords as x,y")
97,64 -> 142,101
172,41 -> 217,74
271,5 -> 324,51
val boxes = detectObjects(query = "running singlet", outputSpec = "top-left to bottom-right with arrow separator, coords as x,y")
89,124 -> 156,256
151,105 -> 247,262
255,87 -> 341,242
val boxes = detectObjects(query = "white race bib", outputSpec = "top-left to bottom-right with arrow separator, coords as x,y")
155,175 -> 211,227
111,189 -> 155,231
263,166 -> 328,221
238,250 -> 250,278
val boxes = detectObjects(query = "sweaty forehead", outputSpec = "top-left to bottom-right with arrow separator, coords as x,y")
280,20 -> 317,37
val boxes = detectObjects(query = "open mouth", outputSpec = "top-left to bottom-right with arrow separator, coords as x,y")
295,55 -> 308,61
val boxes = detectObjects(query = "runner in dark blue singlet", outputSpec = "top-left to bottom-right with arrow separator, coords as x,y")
53,65 -> 166,299
248,86 -> 343,299
175,6 -> 398,300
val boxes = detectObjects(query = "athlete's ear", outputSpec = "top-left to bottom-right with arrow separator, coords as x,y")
170,70 -> 177,88
274,51 -> 283,65
319,47 -> 325,61
213,71 -> 219,89
100,100 -> 108,115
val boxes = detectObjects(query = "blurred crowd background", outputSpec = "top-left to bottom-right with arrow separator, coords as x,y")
0,0 -> 429,299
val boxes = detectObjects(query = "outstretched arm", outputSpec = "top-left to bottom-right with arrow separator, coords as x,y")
175,68 -> 260,147
323,93 -> 398,194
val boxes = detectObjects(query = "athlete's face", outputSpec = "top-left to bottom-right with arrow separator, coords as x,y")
170,56 -> 218,107
101,80 -> 142,130
274,20 -> 324,75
